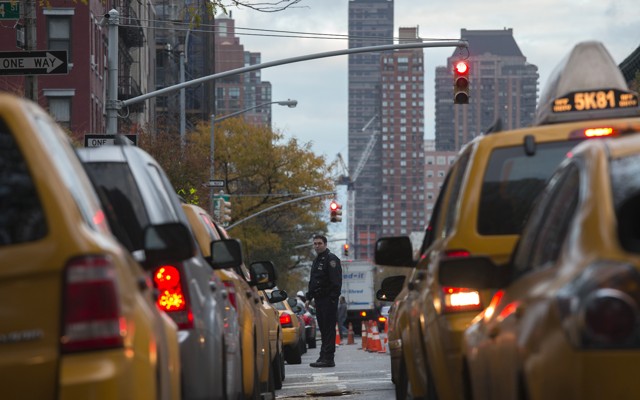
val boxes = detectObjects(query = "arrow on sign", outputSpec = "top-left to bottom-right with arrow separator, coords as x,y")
0,50 -> 68,75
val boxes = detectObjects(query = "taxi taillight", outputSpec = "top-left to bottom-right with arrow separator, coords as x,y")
378,316 -> 387,323
569,126 -> 619,139
223,280 -> 237,309
61,255 -> 125,353
441,287 -> 482,313
153,265 -> 193,330
279,313 -> 293,327
445,249 -> 471,258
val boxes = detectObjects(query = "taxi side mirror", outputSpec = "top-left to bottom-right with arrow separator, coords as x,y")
249,260 -> 277,290
210,238 -> 244,270
267,289 -> 288,304
142,222 -> 195,269
375,236 -> 415,267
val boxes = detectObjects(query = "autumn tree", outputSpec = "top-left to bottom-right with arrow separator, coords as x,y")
140,117 -> 335,293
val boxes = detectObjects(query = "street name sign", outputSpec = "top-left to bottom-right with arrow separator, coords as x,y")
0,51 -> 68,75
84,134 -> 138,148
0,2 -> 19,19
209,180 -> 225,187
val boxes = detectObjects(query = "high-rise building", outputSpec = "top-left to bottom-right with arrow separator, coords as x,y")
435,28 -> 539,151
424,140 -> 456,221
214,13 -> 272,126
348,0 -> 394,260
380,27 -> 426,237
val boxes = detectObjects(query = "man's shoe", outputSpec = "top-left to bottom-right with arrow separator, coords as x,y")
310,360 -> 335,368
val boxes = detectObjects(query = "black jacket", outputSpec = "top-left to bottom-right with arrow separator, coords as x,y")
307,249 -> 342,301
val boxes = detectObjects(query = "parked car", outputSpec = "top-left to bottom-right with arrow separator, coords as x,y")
374,41 -> 640,400
0,93 -> 180,400
267,289 -> 305,364
180,203 -> 244,399
443,130 -> 640,400
289,297 -> 317,349
79,143 -> 233,400
210,239 -> 286,397
181,202 -> 282,396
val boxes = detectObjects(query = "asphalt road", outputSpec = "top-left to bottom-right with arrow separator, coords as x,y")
276,337 -> 395,400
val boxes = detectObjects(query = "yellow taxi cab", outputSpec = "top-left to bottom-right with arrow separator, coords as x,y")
376,275 -> 408,388
436,42 -> 640,400
265,289 -> 306,365
375,40 -> 640,400
442,129 -> 640,400
181,203 -> 284,397
209,234 -> 286,398
0,93 -> 181,399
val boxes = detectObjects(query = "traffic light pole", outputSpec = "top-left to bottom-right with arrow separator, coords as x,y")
105,19 -> 468,133
225,191 -> 336,230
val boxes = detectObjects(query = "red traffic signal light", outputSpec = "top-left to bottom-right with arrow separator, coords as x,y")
330,201 -> 342,223
453,60 -> 470,104
343,243 -> 349,257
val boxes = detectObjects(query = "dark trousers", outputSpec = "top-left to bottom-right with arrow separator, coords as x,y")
315,297 -> 338,362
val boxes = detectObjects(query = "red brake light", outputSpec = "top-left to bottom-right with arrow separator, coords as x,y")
153,265 -> 193,329
61,255 -> 124,353
441,287 -> 482,313
279,313 -> 293,327
445,249 -> 471,258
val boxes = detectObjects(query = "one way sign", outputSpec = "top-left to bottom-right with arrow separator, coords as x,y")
0,50 -> 68,75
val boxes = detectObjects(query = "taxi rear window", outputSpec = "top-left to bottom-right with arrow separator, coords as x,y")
611,154 -> 640,254
478,140 -> 578,235
83,162 -> 149,251
0,119 -> 47,246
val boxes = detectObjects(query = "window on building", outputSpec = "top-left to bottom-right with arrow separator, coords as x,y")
47,96 -> 72,129
47,15 -> 72,58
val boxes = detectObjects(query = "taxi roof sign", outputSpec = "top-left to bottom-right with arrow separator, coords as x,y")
535,41 -> 639,126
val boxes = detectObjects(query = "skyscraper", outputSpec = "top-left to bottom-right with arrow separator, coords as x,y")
435,28 -> 539,151
380,27 -> 426,237
348,0 -> 394,260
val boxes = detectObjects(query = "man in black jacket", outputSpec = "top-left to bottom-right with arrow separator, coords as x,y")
307,234 -> 342,367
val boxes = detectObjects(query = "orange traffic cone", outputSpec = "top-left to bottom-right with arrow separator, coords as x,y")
379,327 -> 387,354
360,321 -> 368,350
347,322 -> 355,345
335,323 -> 341,346
368,321 -> 382,353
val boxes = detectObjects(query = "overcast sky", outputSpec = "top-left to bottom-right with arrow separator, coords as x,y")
225,0 -> 640,164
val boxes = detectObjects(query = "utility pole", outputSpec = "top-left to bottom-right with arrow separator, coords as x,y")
106,9 -> 119,135
23,0 -> 37,101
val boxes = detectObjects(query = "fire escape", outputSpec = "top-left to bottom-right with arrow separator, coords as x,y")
118,1 -> 145,114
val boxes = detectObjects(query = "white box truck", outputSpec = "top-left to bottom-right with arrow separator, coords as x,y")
341,261 -> 377,334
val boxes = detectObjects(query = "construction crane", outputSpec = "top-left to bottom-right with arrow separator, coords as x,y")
334,114 -> 379,250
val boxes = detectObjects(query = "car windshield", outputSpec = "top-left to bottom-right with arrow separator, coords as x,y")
272,301 -> 287,311
478,140 -> 579,235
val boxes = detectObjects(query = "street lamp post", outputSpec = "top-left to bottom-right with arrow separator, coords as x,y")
209,99 -> 298,217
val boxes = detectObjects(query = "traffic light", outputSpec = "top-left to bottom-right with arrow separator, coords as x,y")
329,200 -> 342,223
453,60 -> 470,104
343,243 -> 349,257
218,196 -> 232,226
